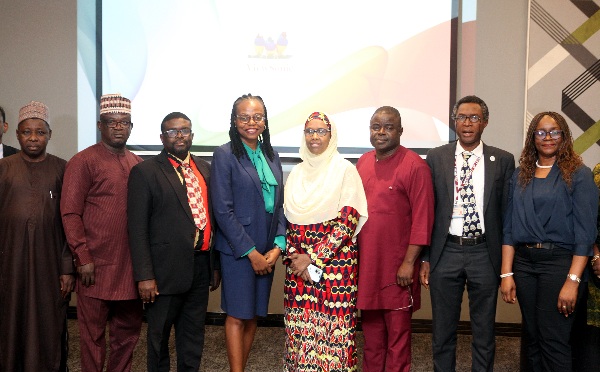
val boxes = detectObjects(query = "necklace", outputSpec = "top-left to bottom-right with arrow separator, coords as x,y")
535,160 -> 553,169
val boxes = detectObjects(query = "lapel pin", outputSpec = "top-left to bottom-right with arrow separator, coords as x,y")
389,186 -> 393,190
490,156 -> 495,162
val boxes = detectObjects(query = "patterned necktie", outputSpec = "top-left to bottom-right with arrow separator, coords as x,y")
460,152 -> 482,237
180,163 -> 207,230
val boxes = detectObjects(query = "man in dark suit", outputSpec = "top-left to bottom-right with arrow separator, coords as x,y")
0,105 -> 19,157
128,112 -> 220,372
420,95 -> 515,372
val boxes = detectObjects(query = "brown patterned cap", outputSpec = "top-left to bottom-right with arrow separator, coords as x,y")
100,93 -> 131,115
19,101 -> 49,124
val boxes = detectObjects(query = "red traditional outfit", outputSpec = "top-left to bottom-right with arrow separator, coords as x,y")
61,142 -> 143,372
283,113 -> 368,372
356,146 -> 434,372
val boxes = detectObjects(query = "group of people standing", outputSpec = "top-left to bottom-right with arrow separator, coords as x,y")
0,92 -> 597,372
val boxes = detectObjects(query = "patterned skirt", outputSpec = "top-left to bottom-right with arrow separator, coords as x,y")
284,307 -> 358,372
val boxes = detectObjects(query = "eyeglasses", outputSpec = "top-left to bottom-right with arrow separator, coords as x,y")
453,114 -> 482,123
304,128 -> 331,137
162,128 -> 192,138
236,114 -> 265,124
102,120 -> 132,129
370,123 -> 396,133
533,129 -> 563,140
380,283 -> 413,310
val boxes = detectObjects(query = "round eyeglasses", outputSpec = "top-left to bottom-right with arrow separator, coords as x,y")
304,128 -> 331,137
236,114 -> 265,124
533,129 -> 563,140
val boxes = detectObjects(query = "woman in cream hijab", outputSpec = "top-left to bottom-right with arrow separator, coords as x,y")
283,112 -> 367,372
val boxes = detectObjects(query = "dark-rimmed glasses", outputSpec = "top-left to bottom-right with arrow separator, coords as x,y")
162,128 -> 192,138
236,114 -> 265,124
102,120 -> 132,129
304,128 -> 331,137
533,129 -> 563,140
453,114 -> 481,123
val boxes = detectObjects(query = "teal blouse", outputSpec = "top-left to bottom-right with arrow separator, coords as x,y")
242,142 -> 286,254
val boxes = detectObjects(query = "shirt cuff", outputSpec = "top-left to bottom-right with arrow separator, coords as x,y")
241,246 -> 256,257
573,243 -> 593,257
75,248 -> 93,267
274,235 -> 286,252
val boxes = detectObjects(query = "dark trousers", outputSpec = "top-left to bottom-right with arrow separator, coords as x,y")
514,246 -> 575,372
430,241 -> 498,372
60,316 -> 69,372
145,252 -> 210,372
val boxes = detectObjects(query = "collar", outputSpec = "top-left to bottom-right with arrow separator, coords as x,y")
455,141 -> 484,158
167,152 -> 191,167
375,145 -> 404,162
242,141 -> 262,155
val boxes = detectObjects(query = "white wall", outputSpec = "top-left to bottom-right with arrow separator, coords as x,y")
0,0 -> 78,160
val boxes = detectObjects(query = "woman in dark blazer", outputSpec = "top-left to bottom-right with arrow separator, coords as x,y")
210,93 -> 286,372
500,112 -> 598,372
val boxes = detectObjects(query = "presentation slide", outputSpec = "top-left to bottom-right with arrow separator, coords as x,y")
92,0 -> 455,156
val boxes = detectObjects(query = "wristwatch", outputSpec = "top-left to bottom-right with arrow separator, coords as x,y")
567,273 -> 581,283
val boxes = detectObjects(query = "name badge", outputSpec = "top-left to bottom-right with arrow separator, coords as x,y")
452,204 -> 464,219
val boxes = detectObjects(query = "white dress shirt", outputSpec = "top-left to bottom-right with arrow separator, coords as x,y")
449,141 -> 486,236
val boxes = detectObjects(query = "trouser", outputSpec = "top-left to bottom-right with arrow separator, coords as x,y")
514,245 -> 577,372
430,240 -> 498,372
362,308 -> 412,372
145,251 -> 210,372
77,294 -> 143,372
60,315 -> 69,372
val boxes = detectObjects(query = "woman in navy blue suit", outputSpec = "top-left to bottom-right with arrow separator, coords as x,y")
210,94 -> 286,372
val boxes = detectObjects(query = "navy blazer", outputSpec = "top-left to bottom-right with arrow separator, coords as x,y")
127,150 -> 219,295
210,142 -> 286,259
424,141 -> 515,275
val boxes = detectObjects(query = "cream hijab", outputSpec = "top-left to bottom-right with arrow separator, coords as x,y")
284,112 -> 368,242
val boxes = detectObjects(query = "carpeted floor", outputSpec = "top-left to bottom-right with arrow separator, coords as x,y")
66,321 -> 520,371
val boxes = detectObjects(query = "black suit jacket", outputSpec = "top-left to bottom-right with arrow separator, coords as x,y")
2,144 -> 18,158
127,150 -> 219,295
423,142 -> 515,275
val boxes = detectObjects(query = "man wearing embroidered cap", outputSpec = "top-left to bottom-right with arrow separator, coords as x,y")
0,101 -> 75,371
61,94 -> 143,372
